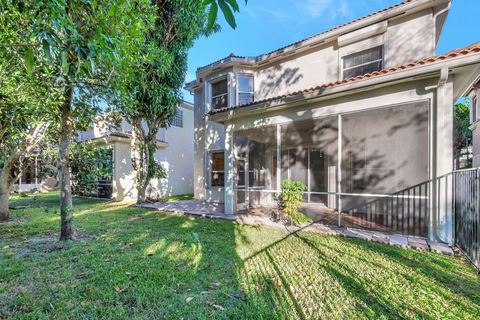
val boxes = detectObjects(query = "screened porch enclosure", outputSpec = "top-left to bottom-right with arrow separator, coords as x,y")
232,101 -> 430,236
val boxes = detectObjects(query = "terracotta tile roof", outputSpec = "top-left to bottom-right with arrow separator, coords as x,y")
197,53 -> 253,72
197,0 -> 416,72
208,41 -> 480,116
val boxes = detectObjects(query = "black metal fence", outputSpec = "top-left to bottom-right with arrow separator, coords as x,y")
454,168 -> 480,269
342,181 -> 430,237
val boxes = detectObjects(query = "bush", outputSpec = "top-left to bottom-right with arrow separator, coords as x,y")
279,179 -> 309,225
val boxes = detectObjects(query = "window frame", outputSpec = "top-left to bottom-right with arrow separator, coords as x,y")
342,46 -> 384,80
209,76 -> 229,111
209,150 -> 225,188
171,108 -> 183,128
236,73 -> 254,106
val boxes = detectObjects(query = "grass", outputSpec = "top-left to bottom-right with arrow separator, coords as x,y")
161,194 -> 194,202
1,193 -> 479,319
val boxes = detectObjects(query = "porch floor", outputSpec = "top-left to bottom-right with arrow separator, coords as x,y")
138,200 -> 453,256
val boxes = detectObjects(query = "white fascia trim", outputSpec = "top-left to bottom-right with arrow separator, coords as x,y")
209,52 -> 480,122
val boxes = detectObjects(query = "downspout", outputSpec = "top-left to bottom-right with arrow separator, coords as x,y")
432,1 -> 451,53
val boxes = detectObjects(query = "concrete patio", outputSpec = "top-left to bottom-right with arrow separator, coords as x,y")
138,199 -> 454,256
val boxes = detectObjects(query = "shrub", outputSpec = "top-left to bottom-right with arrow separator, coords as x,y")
279,179 -> 308,225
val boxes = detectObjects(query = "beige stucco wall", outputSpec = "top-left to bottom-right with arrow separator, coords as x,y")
147,106 -> 194,199
113,142 -> 136,201
384,8 -> 435,68
80,104 -> 194,201
193,87 -> 226,203
251,8 -> 435,101
255,43 -> 339,100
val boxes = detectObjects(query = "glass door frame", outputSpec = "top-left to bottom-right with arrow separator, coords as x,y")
236,156 -> 249,211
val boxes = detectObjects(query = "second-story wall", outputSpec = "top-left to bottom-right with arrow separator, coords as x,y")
253,7 -> 438,101
255,43 -> 339,100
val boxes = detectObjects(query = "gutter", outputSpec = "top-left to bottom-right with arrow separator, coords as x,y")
208,51 -> 480,123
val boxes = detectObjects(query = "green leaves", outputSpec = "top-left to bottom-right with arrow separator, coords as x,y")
205,0 -> 245,30
218,0 -> 236,29
207,1 -> 218,31
279,179 -> 307,224
23,48 -> 34,75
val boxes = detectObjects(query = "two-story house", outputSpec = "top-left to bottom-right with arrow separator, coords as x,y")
77,101 -> 194,201
186,0 -> 480,242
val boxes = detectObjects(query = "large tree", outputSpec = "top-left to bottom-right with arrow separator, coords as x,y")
0,1 -> 61,221
29,0 -> 146,239
454,101 -> 473,168
121,0 -> 245,203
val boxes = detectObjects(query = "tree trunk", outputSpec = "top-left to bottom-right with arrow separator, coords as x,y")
59,85 -> 75,241
136,142 -> 153,204
0,168 -> 10,221
137,178 -> 148,203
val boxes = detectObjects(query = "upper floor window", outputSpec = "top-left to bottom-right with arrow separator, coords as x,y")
172,108 -> 183,127
343,46 -> 383,79
211,78 -> 228,110
238,74 -> 254,105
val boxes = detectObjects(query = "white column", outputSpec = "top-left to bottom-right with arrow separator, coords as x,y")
337,114 -> 343,227
224,123 -> 235,215
276,124 -> 281,193
435,79 -> 454,243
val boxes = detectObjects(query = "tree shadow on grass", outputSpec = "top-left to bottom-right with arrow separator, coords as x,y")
334,236 -> 480,308
2,193 -> 256,318
4,193 -> 480,319
236,224 -> 480,319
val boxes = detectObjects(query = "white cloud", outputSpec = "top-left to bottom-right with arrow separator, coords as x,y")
301,0 -> 352,19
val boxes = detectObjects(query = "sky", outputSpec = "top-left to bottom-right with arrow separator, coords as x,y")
184,0 -> 480,103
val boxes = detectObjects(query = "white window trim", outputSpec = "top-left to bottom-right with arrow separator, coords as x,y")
341,46 -> 384,80
205,72 -> 235,113
236,73 -> 254,105
208,76 -> 228,112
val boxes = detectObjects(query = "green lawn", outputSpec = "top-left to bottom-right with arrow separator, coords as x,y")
1,193 -> 479,319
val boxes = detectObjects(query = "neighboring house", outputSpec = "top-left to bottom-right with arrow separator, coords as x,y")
77,101 -> 194,201
185,0 -> 480,242
469,84 -> 480,167
12,155 -> 58,193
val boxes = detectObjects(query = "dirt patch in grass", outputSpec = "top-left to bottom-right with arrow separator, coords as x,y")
10,236 -> 66,258
8,234 -> 96,259
0,217 -> 27,225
